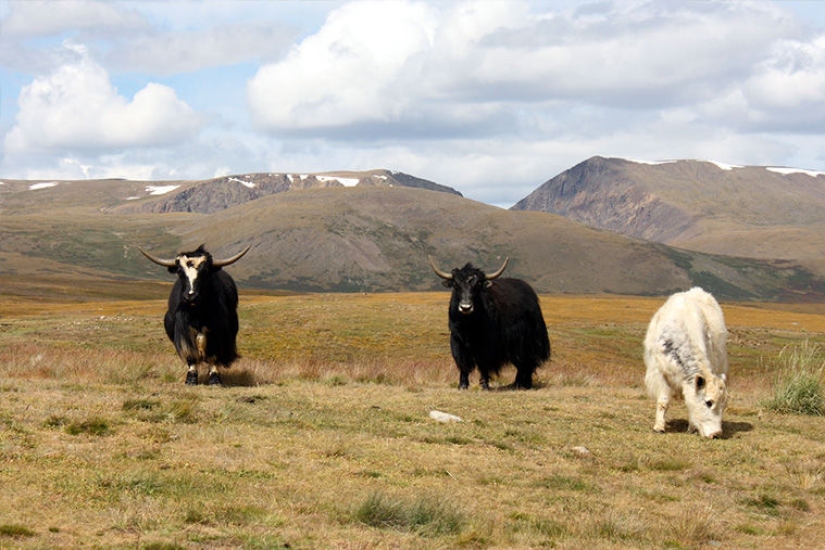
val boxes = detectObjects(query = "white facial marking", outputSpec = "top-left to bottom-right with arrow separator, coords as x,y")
179,254 -> 207,294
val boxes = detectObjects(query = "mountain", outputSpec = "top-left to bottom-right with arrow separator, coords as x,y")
1,167 -> 823,301
108,169 -> 461,214
511,156 -> 825,277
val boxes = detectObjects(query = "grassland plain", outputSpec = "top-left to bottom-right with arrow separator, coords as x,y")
1,288 -> 825,549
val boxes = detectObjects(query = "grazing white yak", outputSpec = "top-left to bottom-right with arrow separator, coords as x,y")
644,287 -> 729,438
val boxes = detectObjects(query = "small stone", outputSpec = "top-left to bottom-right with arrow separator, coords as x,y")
571,446 -> 592,457
429,410 -> 462,423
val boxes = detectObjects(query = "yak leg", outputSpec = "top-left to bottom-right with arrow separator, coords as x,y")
185,362 -> 198,385
511,360 -> 534,390
196,331 -> 222,385
451,335 -> 474,390
183,332 -> 209,386
653,391 -> 669,433
478,372 -> 491,391
512,370 -> 533,390
458,370 -> 471,390
208,365 -> 222,386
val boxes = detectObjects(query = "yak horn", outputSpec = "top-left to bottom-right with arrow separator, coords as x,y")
486,257 -> 510,280
213,245 -> 251,268
138,247 -> 176,268
428,256 -> 453,280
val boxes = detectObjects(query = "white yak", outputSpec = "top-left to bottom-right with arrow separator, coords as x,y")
644,287 -> 729,438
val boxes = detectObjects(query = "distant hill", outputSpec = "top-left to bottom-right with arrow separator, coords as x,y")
1,167 -> 823,301
106,169 -> 461,214
512,156 -> 825,277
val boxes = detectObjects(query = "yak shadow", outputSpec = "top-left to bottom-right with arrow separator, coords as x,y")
662,418 -> 754,439
489,382 -> 542,392
187,369 -> 259,387
723,421 -> 754,437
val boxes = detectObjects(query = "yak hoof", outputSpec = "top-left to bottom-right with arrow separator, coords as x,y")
208,372 -> 222,386
185,371 -> 198,385
458,383 -> 469,390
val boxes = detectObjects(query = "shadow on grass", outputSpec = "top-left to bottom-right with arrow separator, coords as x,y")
174,368 -> 261,387
664,418 -> 754,439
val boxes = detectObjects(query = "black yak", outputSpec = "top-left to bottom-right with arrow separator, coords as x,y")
139,244 -> 250,385
429,256 -> 550,390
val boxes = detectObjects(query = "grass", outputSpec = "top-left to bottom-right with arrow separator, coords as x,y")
1,286 -> 825,547
353,491 -> 466,536
765,341 -> 825,415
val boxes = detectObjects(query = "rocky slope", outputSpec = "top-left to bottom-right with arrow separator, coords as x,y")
512,156 -> 825,275
109,169 -> 461,214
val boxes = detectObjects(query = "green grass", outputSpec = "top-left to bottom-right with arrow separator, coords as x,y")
765,342 -> 825,415
353,491 -> 466,536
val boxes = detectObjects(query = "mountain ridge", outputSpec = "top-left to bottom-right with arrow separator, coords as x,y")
2,162 -> 824,301
511,156 -> 825,276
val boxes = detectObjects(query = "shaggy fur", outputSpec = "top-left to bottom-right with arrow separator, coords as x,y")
161,246 -> 241,385
443,263 -> 550,390
644,287 -> 729,438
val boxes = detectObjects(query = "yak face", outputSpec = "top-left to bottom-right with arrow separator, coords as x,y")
683,371 -> 728,438
170,246 -> 217,305
444,264 -> 489,315
140,244 -> 249,309
429,257 -> 510,316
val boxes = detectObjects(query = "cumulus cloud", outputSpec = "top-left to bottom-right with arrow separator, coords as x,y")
247,0 -> 800,139
248,0 -> 440,131
3,0 -> 825,207
4,43 -> 203,154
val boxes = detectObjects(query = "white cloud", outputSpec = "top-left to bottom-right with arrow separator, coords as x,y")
1,0 -> 147,37
693,33 -> 825,133
248,0 -> 440,130
247,0 -> 799,139
3,0 -> 825,208
4,42 -> 203,154
108,22 -> 297,75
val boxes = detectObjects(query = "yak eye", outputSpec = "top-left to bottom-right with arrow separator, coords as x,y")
696,376 -> 706,390
705,400 -> 714,408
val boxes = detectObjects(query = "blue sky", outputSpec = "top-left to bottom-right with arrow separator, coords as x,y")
2,0 -> 825,207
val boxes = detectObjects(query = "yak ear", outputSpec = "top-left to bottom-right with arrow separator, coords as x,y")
442,279 -> 454,288
167,263 -> 178,274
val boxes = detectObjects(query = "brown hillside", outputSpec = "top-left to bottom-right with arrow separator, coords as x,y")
1,172 -> 822,300
512,156 -> 825,275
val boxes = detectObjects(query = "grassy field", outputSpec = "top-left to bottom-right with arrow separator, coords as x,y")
2,287 -> 825,548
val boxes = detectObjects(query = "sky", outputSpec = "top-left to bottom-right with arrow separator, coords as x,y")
2,0 -> 825,208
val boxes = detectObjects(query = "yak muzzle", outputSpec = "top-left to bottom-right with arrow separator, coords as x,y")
458,302 -> 474,314
183,289 -> 199,304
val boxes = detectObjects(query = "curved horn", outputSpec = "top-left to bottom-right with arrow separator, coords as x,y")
213,245 -> 251,268
486,257 -> 510,280
428,256 -> 453,280
138,247 -> 177,268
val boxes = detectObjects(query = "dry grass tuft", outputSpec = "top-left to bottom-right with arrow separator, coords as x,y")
765,341 -> 825,415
